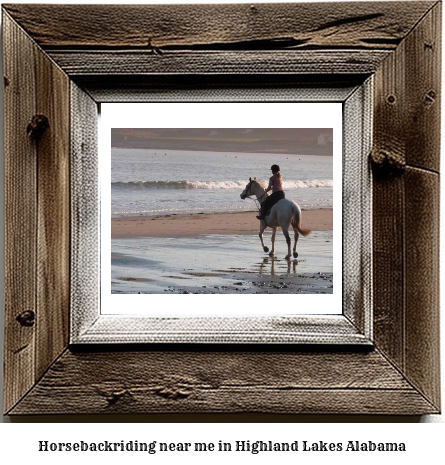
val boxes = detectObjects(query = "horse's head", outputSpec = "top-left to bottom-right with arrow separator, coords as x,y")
240,177 -> 256,199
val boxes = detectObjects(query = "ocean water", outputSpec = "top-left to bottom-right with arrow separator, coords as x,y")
111,149 -> 333,218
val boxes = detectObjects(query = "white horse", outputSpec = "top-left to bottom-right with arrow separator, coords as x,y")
240,177 -> 312,260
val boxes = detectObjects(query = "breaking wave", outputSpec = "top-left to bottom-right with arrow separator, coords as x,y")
112,179 -> 333,190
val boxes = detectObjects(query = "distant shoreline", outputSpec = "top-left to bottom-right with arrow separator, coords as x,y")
111,146 -> 333,156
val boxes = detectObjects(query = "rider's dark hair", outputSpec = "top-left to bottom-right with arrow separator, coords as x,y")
271,164 -> 280,174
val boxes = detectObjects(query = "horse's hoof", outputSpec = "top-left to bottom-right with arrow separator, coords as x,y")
269,252 -> 275,257
293,252 -> 298,258
285,255 -> 291,261
263,246 -> 269,253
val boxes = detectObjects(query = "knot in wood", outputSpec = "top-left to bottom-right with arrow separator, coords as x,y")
16,310 -> 35,327
370,149 -> 405,178
424,90 -> 436,105
27,115 -> 49,140
147,38 -> 163,56
96,385 -> 130,405
154,386 -> 191,400
105,390 -> 128,405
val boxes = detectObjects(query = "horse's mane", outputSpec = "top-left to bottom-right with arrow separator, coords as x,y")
252,178 -> 266,189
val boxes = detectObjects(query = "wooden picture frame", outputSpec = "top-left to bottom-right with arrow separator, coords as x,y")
3,2 -> 441,415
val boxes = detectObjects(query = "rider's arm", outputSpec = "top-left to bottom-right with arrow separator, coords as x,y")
265,176 -> 273,192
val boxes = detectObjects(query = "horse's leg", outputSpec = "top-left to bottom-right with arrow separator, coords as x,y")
293,226 -> 299,258
269,227 -> 277,257
259,221 -> 269,253
282,225 -> 292,260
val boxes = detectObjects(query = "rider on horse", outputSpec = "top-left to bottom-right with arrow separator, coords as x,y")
256,164 -> 285,220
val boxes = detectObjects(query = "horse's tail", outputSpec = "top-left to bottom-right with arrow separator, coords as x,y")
291,203 -> 312,237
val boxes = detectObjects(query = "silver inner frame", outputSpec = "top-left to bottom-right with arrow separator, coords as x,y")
70,80 -> 373,345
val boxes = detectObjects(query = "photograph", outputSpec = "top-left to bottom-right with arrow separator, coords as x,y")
110,128 -> 334,296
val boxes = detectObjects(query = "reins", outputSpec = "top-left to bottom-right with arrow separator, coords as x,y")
244,180 -> 267,212
247,196 -> 261,212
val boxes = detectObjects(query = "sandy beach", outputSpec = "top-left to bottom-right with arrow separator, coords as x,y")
111,208 -> 332,238
110,209 -> 334,296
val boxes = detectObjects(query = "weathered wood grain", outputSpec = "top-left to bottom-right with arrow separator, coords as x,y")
342,82 -> 372,336
3,13 -> 37,414
372,43 -> 406,369
372,171 -> 405,370
9,349 -> 437,415
371,3 -> 441,411
76,74 -> 365,103
2,2 -> 435,50
35,45 -> 71,380
404,168 -> 440,409
75,316 -> 370,345
70,83 -> 99,341
46,50 -> 391,76
3,11 -> 72,412
371,1 -> 440,173
13,388 -> 437,416
3,2 -> 433,80
404,2 -> 441,172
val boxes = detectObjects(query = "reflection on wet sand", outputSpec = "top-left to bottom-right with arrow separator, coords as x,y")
257,257 -> 300,276
111,230 -> 334,295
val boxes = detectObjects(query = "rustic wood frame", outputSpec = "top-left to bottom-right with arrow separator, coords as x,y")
3,2 -> 441,415
72,85 -> 372,346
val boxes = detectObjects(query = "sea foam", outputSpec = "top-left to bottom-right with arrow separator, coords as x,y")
112,179 -> 333,190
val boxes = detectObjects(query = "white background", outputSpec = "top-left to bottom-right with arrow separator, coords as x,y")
0,0 -> 444,458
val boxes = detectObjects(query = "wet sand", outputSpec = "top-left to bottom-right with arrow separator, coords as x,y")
112,209 -> 332,238
111,230 -> 334,295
